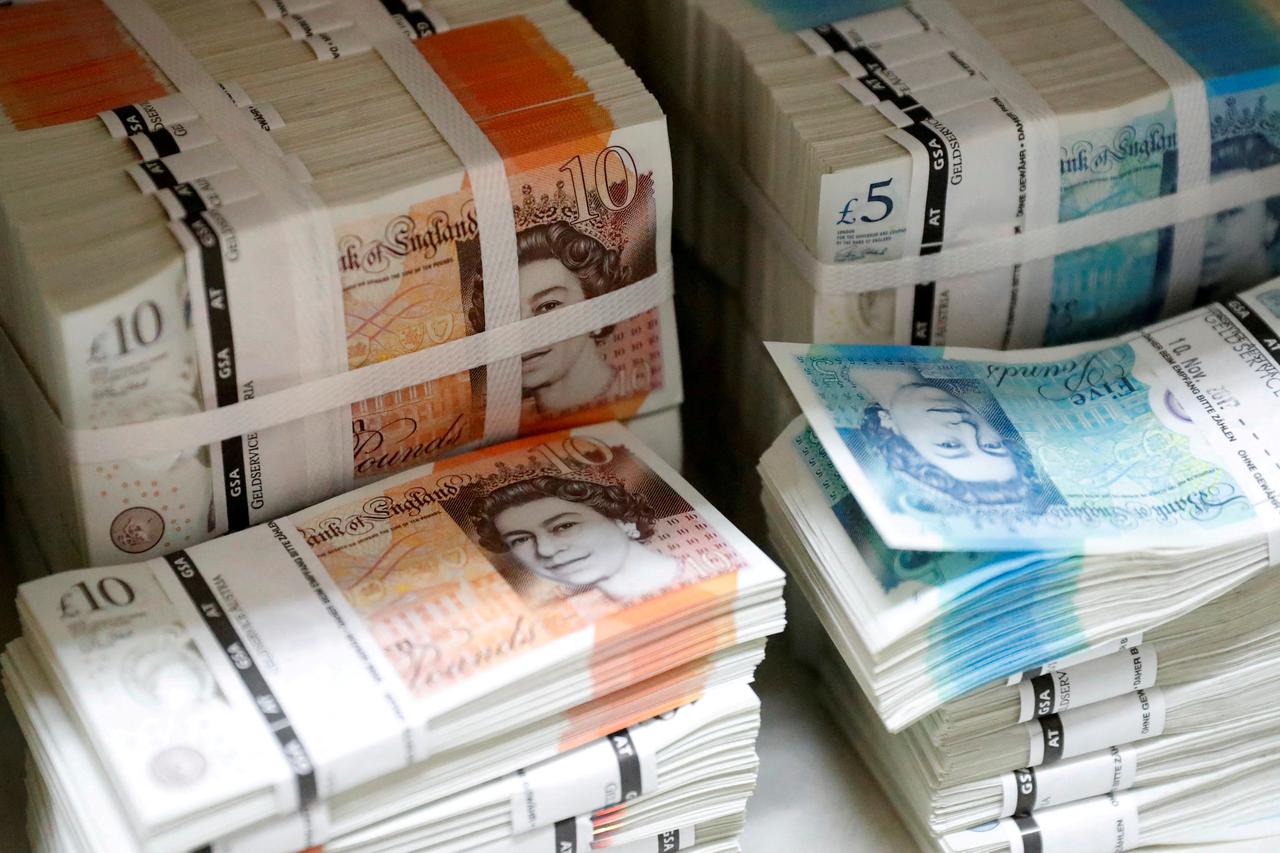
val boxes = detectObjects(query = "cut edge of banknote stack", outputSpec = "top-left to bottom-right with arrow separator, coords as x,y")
0,0 -> 685,572
580,0 -> 1280,483
759,275 -> 1280,851
5,419 -> 786,853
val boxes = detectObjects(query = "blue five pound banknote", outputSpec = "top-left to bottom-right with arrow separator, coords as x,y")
769,279 -> 1280,552
759,0 -> 1280,348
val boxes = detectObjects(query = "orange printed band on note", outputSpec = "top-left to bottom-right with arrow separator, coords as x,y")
0,0 -> 168,130
417,16 -> 590,123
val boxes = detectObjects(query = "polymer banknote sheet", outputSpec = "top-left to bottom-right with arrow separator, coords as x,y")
769,278 -> 1280,553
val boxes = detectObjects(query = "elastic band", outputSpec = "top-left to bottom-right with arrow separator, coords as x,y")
62,268 -> 670,463
340,0 -> 525,444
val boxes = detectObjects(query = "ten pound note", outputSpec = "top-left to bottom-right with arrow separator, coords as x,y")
8,421 -> 785,852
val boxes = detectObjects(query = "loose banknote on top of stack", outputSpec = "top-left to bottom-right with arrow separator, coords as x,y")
0,0 -> 683,571
6,421 -> 787,853
761,275 -> 1280,850
582,0 -> 1280,491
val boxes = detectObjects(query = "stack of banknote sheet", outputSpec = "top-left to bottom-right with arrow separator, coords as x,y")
0,0 -> 685,571
760,275 -> 1280,850
4,420 -> 787,852
584,0 -> 1280,500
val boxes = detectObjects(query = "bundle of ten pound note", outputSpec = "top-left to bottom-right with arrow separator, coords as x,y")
0,0 -> 683,570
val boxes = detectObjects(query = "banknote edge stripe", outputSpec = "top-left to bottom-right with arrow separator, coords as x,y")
897,119 -> 951,345
554,816 -> 579,852
608,728 -> 644,802
1013,766 -> 1037,816
1013,814 -> 1042,853
376,0 -> 443,38
161,550 -> 320,811
1038,713 -> 1066,764
140,125 -> 183,158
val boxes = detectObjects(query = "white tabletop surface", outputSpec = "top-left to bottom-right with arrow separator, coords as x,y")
742,644 -> 917,852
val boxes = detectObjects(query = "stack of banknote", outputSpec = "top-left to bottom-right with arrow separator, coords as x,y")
760,277 -> 1280,849
0,0 -> 683,571
582,0 -> 1280,504
5,421 -> 786,853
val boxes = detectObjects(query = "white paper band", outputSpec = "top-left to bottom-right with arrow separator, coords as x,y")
147,519 -> 426,821
1016,644 -> 1158,722
911,0 -> 1060,234
509,726 -> 658,833
1001,792 -> 1140,853
999,744 -> 1138,817
1026,689 -> 1166,767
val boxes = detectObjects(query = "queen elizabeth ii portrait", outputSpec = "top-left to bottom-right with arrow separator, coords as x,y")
465,472 -> 682,604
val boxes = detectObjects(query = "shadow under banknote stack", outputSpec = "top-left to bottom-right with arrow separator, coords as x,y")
760,278 -> 1280,851
0,0 -> 684,572
6,421 -> 786,853
580,0 -> 1280,512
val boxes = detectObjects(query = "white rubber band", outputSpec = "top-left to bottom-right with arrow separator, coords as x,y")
63,268 -> 670,463
339,0 -> 525,445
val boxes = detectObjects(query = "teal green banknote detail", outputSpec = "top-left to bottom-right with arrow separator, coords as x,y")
751,0 -> 898,31
1048,109 -> 1178,345
778,340 -> 1257,549
793,427 -> 1088,697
